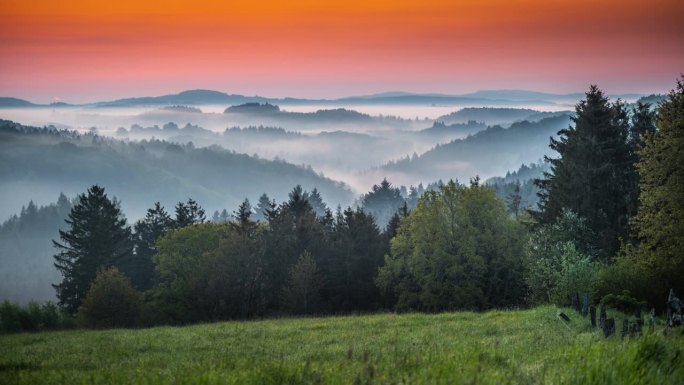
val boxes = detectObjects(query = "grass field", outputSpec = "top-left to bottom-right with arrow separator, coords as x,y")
1,306 -> 682,385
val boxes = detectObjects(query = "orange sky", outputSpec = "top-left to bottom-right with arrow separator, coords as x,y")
1,0 -> 682,102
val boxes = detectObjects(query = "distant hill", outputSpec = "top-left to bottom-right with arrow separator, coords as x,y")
436,107 -> 572,126
418,120 -> 488,141
461,89 -> 643,103
93,89 -> 267,107
635,94 -> 667,106
0,89 -> 648,108
224,103 -> 374,124
0,119 -> 353,221
381,115 -> 571,183
0,97 -> 37,108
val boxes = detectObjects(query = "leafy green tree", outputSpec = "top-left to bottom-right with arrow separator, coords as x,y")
78,267 -> 143,328
281,251 -> 322,315
53,185 -> 133,315
377,181 -> 526,311
126,202 -> 173,290
148,223 -> 224,322
526,241 -> 600,305
534,86 -> 636,259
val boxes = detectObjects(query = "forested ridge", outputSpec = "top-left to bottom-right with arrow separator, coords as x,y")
0,119 -> 352,220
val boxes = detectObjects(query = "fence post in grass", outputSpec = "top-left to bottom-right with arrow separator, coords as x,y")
667,288 -> 683,328
603,318 -> 615,338
633,309 -> 643,336
599,304 -> 607,330
621,317 -> 629,338
648,308 -> 656,332
572,292 -> 581,314
582,293 -> 589,317
590,305 -> 596,327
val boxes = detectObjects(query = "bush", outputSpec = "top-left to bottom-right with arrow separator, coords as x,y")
78,267 -> 143,328
0,301 -> 22,333
595,245 -> 665,312
526,241 -> 601,305
525,210 -> 602,305
601,290 -> 647,315
0,300 -> 71,334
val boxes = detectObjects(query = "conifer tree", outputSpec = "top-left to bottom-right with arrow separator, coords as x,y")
127,202 -> 173,290
361,178 -> 405,230
306,188 -> 328,217
535,86 -> 635,259
53,185 -> 133,315
173,198 -> 206,228
256,193 -> 276,222
507,181 -> 522,218
632,77 -> 684,301
280,251 -> 322,315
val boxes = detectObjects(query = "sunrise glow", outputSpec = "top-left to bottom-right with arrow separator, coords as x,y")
1,0 -> 682,102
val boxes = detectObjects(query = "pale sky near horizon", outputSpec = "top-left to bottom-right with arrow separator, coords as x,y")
1,0 -> 682,103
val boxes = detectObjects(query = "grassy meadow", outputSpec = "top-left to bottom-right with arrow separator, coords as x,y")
1,306 -> 682,385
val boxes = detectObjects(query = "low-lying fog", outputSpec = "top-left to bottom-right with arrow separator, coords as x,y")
1,101 -> 574,219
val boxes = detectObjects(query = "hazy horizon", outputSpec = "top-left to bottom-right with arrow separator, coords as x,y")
2,0 -> 682,103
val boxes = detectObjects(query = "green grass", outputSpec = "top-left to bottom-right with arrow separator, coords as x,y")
1,306 -> 682,385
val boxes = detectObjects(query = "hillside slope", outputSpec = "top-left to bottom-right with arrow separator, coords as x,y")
382,115 -> 571,183
0,120 -> 353,220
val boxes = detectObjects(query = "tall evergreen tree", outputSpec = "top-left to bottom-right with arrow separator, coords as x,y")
280,251 -> 322,315
255,193 -> 276,222
325,207 -> 385,311
507,181 -> 522,218
631,77 -> 684,303
127,202 -> 173,290
173,198 -> 206,228
361,178 -> 405,230
53,185 -> 133,315
305,188 -> 328,217
232,199 -> 257,237
631,101 -> 658,149
534,86 -> 635,259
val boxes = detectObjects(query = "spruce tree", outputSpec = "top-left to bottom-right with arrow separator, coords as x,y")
361,178 -> 405,230
53,185 -> 133,315
507,181 -> 522,218
255,193 -> 276,222
306,188 -> 328,217
534,86 -> 635,259
127,202 -> 173,290
632,77 -> 684,300
173,198 -> 206,228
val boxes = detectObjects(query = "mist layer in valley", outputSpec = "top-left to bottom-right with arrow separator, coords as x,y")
0,91 -> 588,195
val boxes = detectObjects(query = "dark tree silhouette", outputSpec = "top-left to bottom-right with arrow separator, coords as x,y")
53,185 -> 133,315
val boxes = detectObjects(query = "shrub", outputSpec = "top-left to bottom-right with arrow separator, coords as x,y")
526,241 -> 601,305
0,301 -> 71,333
0,301 -> 22,333
78,267 -> 143,328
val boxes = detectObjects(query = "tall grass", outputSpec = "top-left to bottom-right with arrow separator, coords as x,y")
0,306 -> 682,385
